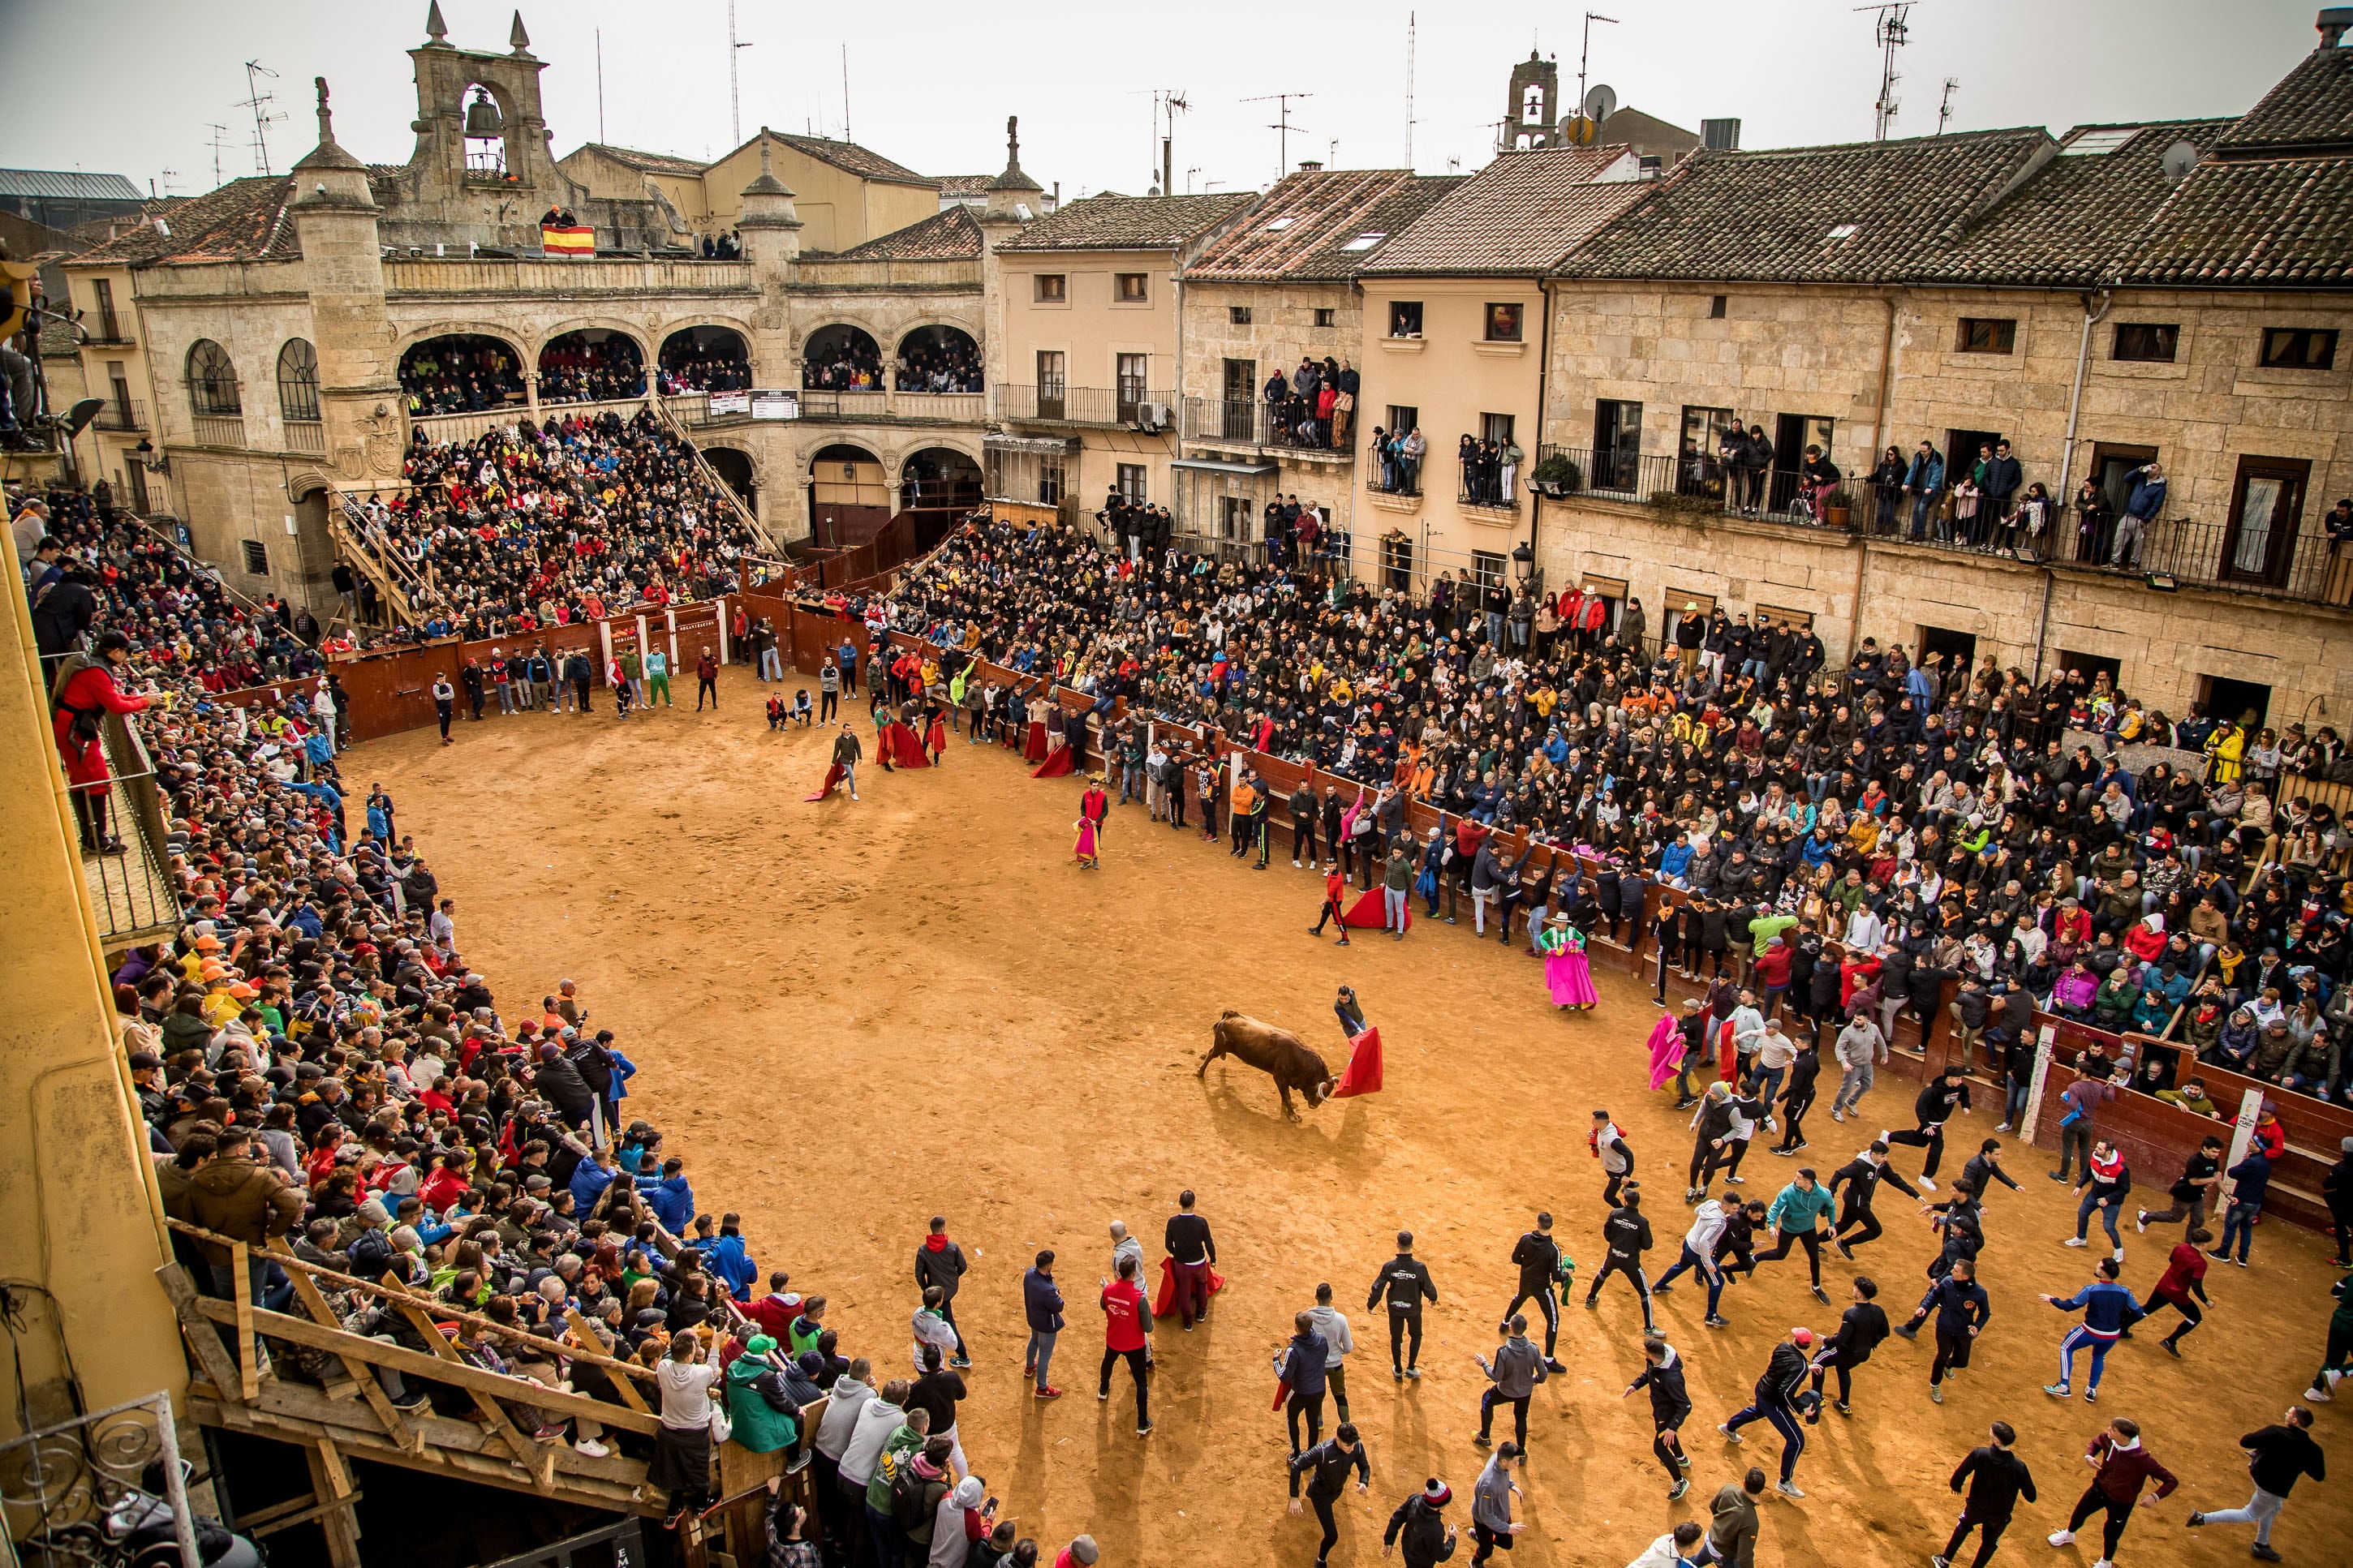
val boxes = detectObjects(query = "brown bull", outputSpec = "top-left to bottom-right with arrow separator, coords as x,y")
1198,1010 -> 1335,1121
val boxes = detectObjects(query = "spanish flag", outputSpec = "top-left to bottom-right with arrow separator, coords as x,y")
540,224 -> 595,256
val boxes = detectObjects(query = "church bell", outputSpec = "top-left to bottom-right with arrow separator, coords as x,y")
464,88 -> 503,138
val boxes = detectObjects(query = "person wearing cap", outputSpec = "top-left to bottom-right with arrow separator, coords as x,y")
1383,1477 -> 1459,1567
1052,1534 -> 1099,1568
723,1334 -> 802,1454
1718,1328 -> 1813,1498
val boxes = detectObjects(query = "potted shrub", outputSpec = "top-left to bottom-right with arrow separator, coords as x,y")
1823,488 -> 1855,529
1530,451 -> 1581,497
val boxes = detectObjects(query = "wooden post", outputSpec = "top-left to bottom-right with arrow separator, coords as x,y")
2019,1024 -> 2058,1145
304,1443 -> 365,1568
230,1240 -> 260,1400
155,1264 -> 245,1396
269,1239 -> 420,1452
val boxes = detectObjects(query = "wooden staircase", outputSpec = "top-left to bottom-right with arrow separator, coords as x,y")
325,496 -> 429,633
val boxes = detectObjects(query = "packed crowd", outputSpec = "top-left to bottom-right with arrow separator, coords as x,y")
807,336 -> 887,392
896,337 -> 983,395
341,409 -> 764,644
1263,358 -> 1358,451
1456,433 -> 1527,509
401,341 -> 528,418
658,343 -> 754,394
1367,426 -> 1429,496
536,337 -> 647,407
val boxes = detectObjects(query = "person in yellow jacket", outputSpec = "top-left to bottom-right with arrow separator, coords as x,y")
2205,719 -> 2244,784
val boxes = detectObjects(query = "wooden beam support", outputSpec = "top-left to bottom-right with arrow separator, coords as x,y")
154,1263 -> 244,1397
304,1445 -> 365,1568
568,1309 -> 649,1414
270,1239 -> 421,1453
230,1240 -> 260,1400
246,1492 -> 366,1540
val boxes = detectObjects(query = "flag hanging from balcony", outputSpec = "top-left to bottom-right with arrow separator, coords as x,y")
540,224 -> 595,256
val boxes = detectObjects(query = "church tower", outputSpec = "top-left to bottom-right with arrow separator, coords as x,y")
1503,51 -> 1561,151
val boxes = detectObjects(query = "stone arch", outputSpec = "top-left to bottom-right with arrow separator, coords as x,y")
283,469 -> 336,503
187,338 -> 243,415
897,444 -> 983,513
807,440 -> 888,548
802,323 -> 883,390
276,337 -> 320,423
536,325 -> 647,406
892,323 -> 983,393
701,445 -> 758,511
396,330 -> 527,416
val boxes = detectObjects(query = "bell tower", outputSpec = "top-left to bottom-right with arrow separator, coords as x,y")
1503,51 -> 1560,151
394,5 -> 570,247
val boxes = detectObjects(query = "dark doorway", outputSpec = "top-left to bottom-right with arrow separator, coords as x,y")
1916,624 -> 1978,677
2087,441 -> 2158,528
1774,413 -> 1834,514
2221,454 -> 2309,587
1221,358 -> 1256,439
704,447 -> 755,510
2199,674 -> 2272,731
1593,399 -> 1643,492
2054,647 -> 2122,689
1946,428 -> 2003,489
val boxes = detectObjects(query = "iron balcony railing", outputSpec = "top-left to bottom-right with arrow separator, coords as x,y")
93,397 -> 147,432
1364,466 -> 1424,498
1181,396 -> 1353,454
995,384 -> 1176,429
84,313 -> 134,346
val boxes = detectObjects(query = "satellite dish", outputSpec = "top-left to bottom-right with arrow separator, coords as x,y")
2160,140 -> 2200,185
1583,84 -> 1617,126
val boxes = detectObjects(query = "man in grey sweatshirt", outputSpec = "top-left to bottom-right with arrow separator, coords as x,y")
1473,1315 -> 1548,1450
1471,1443 -> 1525,1565
1307,1281 -> 1356,1424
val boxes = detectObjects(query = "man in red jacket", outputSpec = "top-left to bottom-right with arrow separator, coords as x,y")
1099,1255 -> 1154,1437
2046,1416 -> 2175,1567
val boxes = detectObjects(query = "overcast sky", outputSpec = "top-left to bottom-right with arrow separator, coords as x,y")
2,0 -> 2331,204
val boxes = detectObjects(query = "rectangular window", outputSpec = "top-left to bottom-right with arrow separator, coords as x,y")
1386,404 -> 1419,436
1389,300 -> 1422,338
1035,350 -> 1065,419
1484,303 -> 1523,342
1039,455 -> 1065,506
1220,359 -> 1256,439
1116,273 -> 1148,303
1472,549 -> 1508,590
92,277 -> 119,337
1480,412 -> 1516,446
240,539 -> 269,575
1679,406 -> 1736,500
2112,322 -> 2179,363
2260,326 -> 2338,370
1228,305 -> 1253,325
1314,307 -> 1336,328
1034,273 -> 1065,302
1220,495 -> 1254,541
1116,353 -> 1149,421
1956,316 -> 2018,354
1752,604 -> 1816,632
1593,400 -> 1642,491
1116,463 -> 1146,506
1709,294 -> 1727,320
2222,453 -> 2311,586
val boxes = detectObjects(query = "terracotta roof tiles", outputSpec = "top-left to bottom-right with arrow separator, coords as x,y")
1184,170 -> 1465,281
1360,146 -> 1649,276
994,191 -> 1254,253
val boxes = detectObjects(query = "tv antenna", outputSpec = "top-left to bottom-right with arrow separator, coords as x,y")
1576,13 -> 1618,144
1937,75 -> 1959,134
1242,92 -> 1313,178
1856,2 -> 1914,141
1404,11 -> 1417,169
726,0 -> 754,146
1153,88 -> 1190,196
1185,165 -> 1202,195
205,124 -> 232,189
239,59 -> 285,175
843,44 -> 853,143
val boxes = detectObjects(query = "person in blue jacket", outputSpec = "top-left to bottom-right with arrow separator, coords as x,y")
1023,1250 -> 1067,1398
690,1212 -> 759,1301
2040,1257 -> 2144,1402
639,1156 -> 695,1234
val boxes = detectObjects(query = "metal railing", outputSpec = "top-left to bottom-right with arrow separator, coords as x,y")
282,418 -> 325,455
84,313 -> 133,346
1364,468 -> 1424,498
93,398 -> 147,432
1455,479 -> 1522,515
189,413 -> 246,448
1180,396 -> 1353,454
995,384 -> 1176,429
0,1390 -> 204,1568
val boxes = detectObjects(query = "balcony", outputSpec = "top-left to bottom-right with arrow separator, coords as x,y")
84,314 -> 134,346
1181,397 -> 1353,459
93,397 -> 147,432
189,413 -> 246,448
1456,484 -> 1522,521
995,384 -> 1175,431
1364,470 -> 1423,516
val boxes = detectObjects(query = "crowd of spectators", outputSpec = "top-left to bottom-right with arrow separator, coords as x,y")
537,337 -> 647,407
894,337 -> 983,395
658,342 -> 754,394
1263,358 -> 1356,450
401,341 -> 527,418
804,336 -> 885,392
1457,433 -> 1525,508
1367,426 -> 1427,496
342,409 -> 763,644
887,513 -> 2353,1108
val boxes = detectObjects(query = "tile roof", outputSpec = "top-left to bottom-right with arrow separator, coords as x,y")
0,168 -> 144,203
828,205 -> 984,261
71,176 -> 299,266
772,134 -> 931,187
935,174 -> 994,199
2110,153 -> 2353,287
1550,129 -> 2052,283
574,142 -> 710,178
1361,145 -> 1650,276
2218,44 -> 2353,154
1183,170 -> 1466,281
994,191 -> 1254,253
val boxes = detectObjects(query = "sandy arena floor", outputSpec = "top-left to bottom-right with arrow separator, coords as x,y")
363,667 -> 2353,1567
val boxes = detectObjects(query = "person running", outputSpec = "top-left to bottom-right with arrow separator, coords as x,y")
1369,1231 -> 1439,1381
1585,1185 -> 1655,1331
1164,1190 -> 1215,1330
1501,1214 -> 1569,1373
1704,1471 -> 1766,1567
1883,1066 -> 1969,1190
2045,1417 -> 2175,1568
1472,1315 -> 1546,1450
1469,1442 -> 1524,1566
1650,1198 -> 1733,1330
1828,1009 -> 1887,1123
1684,1083 -> 1743,1205
1829,1139 -> 1920,1259
1382,1479 -> 1459,1568
1310,862 -> 1353,947
1592,1111 -> 1635,1208
1275,1310 -> 1331,1455
1623,1334 -> 1695,1500
2136,1239 -> 2211,1359
1755,1169 -> 1837,1305
2041,1257 -> 2144,1403
2308,1274 -> 2353,1404
1895,1257 -> 1990,1403
1934,1421 -> 2035,1568
2185,1405 -> 2325,1563
2136,1134 -> 2223,1246
2068,1142 -> 2132,1263
1287,1421 -> 1370,1568
1098,1255 -> 1154,1437
1719,1328 -> 1814,1499
1804,1276 -> 1887,1419
1771,1034 -> 1822,1155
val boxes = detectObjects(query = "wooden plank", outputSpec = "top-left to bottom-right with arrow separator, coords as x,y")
304,1445 -> 365,1568
269,1239 -> 420,1453
236,1489 -> 326,1531
247,1492 -> 366,1540
154,1264 -> 245,1397
315,1437 -> 355,1499
229,1374 -> 647,1484
569,1308 -> 648,1414
231,1241 -> 260,1400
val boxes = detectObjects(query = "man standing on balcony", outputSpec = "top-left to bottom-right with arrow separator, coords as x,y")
1333,361 -> 1358,448
1978,441 -> 2022,546
1401,427 -> 1426,494
2111,462 -> 2165,570
1903,441 -> 1944,540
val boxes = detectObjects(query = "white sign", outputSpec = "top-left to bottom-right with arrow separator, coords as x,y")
750,390 -> 801,421
708,391 -> 750,416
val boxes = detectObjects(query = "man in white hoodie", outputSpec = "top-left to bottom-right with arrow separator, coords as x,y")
1307,1281 -> 1356,1425
1626,1520 -> 1707,1567
836,1377 -> 909,1531
811,1359 -> 877,1558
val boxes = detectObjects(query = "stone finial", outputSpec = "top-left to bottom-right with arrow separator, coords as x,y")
295,74 -> 365,174
510,11 -> 532,55
315,77 -> 333,142
424,0 -> 450,45
988,112 -> 1043,194
741,126 -> 794,199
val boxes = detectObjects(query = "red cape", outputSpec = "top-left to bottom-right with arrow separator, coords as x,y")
881,721 -> 930,767
1152,1255 -> 1227,1318
1330,1027 -> 1384,1098
1024,720 -> 1050,762
1031,745 -> 1074,779
804,760 -> 847,801
1341,887 -> 1409,931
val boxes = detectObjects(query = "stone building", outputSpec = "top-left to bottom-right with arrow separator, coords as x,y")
558,129 -> 944,254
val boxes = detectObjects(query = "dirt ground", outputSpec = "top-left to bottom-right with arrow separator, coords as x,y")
365,666 -> 2353,1568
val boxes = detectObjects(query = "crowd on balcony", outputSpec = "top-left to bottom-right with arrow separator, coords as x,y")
1262,358 -> 1356,449
1366,425 -> 1426,495
887,509 -> 2351,1114
537,338 -> 647,407
804,337 -> 885,392
894,337 -> 983,395
400,342 -> 527,418
657,342 -> 754,394
1457,433 -> 1525,508
339,409 -> 762,645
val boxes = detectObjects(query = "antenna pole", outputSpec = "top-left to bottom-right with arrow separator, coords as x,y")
1405,11 -> 1417,169
206,124 -> 230,190
842,45 -> 851,143
1858,2 -> 1912,141
1938,75 -> 1959,135
596,28 -> 605,144
727,1 -> 755,147
1242,92 -> 1313,179
1578,14 -> 1619,141
238,59 -> 283,176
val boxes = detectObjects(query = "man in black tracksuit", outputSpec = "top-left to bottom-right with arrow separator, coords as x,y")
1885,1066 -> 1972,1187
1501,1215 -> 1568,1371
1585,1188 -> 1655,1331
1805,1276 -> 1889,1417
1959,1141 -> 2024,1210
1896,1257 -> 1992,1398
1368,1231 -> 1439,1379
1774,1039 -> 1822,1153
1290,783 -> 1318,867
1624,1335 -> 1694,1500
1830,1140 -> 1921,1258
1938,1421 -> 2035,1568
1288,1423 -> 1371,1566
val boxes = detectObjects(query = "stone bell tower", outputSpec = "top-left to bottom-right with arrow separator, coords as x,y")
384,3 -> 574,250
1503,51 -> 1561,151
290,78 -> 403,488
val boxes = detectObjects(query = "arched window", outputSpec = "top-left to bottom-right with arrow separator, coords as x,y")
1522,85 -> 1545,125
187,339 -> 241,415
277,338 -> 320,423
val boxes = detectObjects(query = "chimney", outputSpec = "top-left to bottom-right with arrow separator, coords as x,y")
2321,7 -> 2353,47
1297,160 -> 1323,172
1701,118 -> 1741,152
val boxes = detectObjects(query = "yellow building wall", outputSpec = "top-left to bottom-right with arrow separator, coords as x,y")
700,138 -> 934,253
0,535 -> 187,1435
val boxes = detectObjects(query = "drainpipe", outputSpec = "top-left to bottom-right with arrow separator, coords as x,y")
1868,286 -> 1901,455
2030,566 -> 2056,685
1529,277 -> 1555,590
2056,289 -> 2113,496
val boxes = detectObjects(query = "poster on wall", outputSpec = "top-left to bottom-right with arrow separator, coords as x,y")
750,390 -> 801,421
708,391 -> 750,416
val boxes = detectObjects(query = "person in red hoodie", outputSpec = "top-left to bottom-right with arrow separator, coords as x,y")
2135,1241 -> 2211,1358
1052,1534 -> 1100,1568
1310,863 -> 1353,947
1099,1255 -> 1154,1436
2046,1416 -> 2176,1567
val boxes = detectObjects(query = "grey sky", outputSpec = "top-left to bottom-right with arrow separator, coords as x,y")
0,0 -> 2329,206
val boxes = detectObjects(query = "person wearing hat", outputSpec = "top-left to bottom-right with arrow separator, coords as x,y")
1053,1534 -> 1099,1568
723,1334 -> 802,1454
1718,1327 -> 1814,1498
1383,1478 -> 1458,1568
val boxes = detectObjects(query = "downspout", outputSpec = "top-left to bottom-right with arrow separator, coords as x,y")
2056,289 -> 2113,497
1850,286 -> 1902,664
2031,566 -> 2056,685
1529,277 -> 1555,590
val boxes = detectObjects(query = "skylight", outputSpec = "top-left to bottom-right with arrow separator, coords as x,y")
2062,127 -> 2140,157
1340,232 -> 1387,251
1261,216 -> 1296,231
1826,222 -> 1860,242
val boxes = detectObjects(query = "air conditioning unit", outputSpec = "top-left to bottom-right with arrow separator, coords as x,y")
1139,402 -> 1172,432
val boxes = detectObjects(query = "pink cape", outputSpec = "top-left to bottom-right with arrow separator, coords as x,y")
1341,887 -> 1409,931
1074,818 -> 1099,861
804,760 -> 847,802
1331,1027 -> 1384,1098
1545,947 -> 1599,1008
1645,1014 -> 1685,1090
1032,745 -> 1074,779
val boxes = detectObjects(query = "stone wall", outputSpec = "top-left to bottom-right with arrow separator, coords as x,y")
1178,278 -> 1364,406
